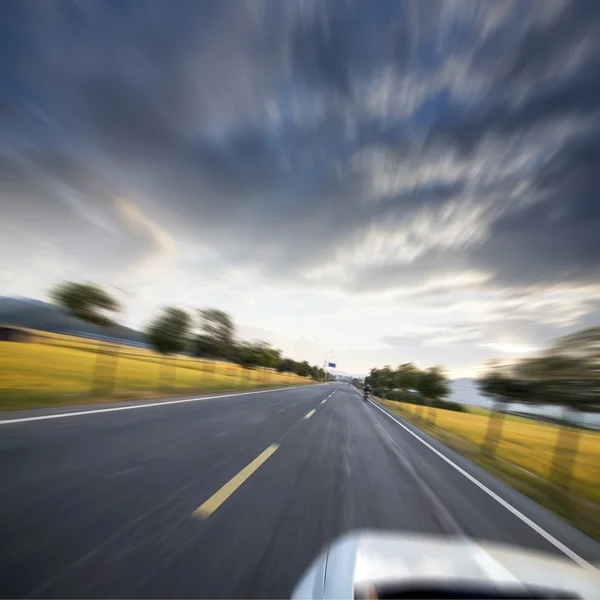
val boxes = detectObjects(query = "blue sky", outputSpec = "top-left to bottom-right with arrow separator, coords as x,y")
2,0 -> 600,376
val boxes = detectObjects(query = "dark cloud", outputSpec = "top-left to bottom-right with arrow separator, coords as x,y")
1,0 -> 600,312
470,129 -> 600,288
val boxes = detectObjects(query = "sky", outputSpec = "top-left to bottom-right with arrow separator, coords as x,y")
1,0 -> 600,377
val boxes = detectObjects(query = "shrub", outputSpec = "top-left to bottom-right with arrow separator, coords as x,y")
433,398 -> 467,413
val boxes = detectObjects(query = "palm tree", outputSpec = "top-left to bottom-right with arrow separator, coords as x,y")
51,282 -> 120,395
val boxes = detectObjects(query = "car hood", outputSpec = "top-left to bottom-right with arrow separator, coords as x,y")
291,531 -> 600,599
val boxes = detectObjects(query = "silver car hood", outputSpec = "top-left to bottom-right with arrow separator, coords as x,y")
292,531 -> 600,599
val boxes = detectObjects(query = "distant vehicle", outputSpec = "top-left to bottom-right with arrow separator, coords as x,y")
292,531 -> 600,599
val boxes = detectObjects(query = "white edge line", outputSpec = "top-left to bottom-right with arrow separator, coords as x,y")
0,384 -> 320,425
368,398 -> 596,571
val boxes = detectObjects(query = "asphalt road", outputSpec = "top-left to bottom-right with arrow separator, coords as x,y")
1,383 -> 599,598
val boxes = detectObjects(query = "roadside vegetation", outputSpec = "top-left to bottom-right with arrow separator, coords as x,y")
365,328 -> 600,539
0,336 -> 311,410
0,281 -> 329,410
379,399 -> 600,539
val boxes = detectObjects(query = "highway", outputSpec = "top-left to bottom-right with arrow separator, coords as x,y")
1,383 -> 599,598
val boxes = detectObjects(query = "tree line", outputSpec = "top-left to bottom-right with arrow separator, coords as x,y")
477,326 -> 600,489
51,281 -> 331,386
364,363 -> 457,422
364,326 -> 599,492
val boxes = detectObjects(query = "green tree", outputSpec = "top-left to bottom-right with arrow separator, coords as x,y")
234,341 -> 281,369
365,367 -> 381,393
50,281 -> 121,395
477,367 -> 529,457
51,281 -> 120,327
547,327 -> 600,414
370,365 -> 394,398
295,360 -> 312,377
234,342 -> 258,369
194,334 -> 221,358
196,308 -> 235,359
395,363 -> 421,392
417,366 -> 449,424
478,326 -> 600,489
277,357 -> 297,373
515,350 -> 596,489
146,307 -> 192,392
254,342 -> 282,370
314,366 -> 326,382
394,363 -> 423,414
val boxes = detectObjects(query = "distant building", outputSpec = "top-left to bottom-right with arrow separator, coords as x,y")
0,325 -> 35,342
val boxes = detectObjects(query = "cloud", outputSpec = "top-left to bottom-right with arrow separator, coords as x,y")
114,196 -> 178,281
382,322 -> 482,349
2,0 -> 600,370
479,340 -> 540,355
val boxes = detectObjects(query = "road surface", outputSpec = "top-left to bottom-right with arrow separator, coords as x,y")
1,383 -> 598,597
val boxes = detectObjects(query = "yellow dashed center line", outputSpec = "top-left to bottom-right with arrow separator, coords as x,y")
192,444 -> 280,519
304,409 -> 317,419
321,399 -> 327,404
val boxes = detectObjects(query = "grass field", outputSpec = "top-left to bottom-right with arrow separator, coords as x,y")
378,399 -> 600,538
0,332 -> 312,410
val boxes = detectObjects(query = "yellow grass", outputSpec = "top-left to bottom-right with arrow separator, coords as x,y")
0,332 -> 311,408
386,401 -> 600,505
